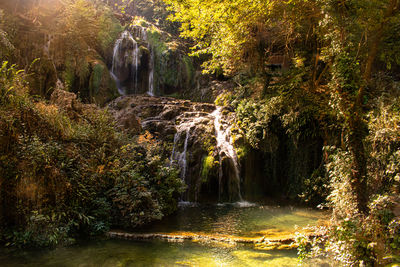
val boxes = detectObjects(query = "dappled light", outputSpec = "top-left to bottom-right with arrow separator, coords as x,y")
0,0 -> 399,266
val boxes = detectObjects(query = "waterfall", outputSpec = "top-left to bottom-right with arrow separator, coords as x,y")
170,114 -> 210,194
131,25 -> 155,96
43,34 -> 51,56
212,107 -> 242,201
148,47 -> 155,96
170,123 -> 193,182
111,30 -> 138,95
170,133 -> 180,164
170,129 -> 190,182
180,128 -> 190,181
110,27 -> 155,95
133,26 -> 148,40
133,41 -> 139,94
169,107 -> 242,202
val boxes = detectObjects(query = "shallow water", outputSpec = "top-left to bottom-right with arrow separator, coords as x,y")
136,202 -> 327,238
1,203 -> 329,266
1,239 -> 303,267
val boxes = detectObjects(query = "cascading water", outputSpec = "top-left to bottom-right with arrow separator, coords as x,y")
170,113 -> 211,200
131,26 -> 150,94
170,116 -> 202,180
133,42 -> 139,93
134,25 -> 155,96
43,34 -> 52,56
170,107 -> 242,202
110,27 -> 155,95
148,47 -> 155,96
111,30 -> 138,95
212,107 -> 242,201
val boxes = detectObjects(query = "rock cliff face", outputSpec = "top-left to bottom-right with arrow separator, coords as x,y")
109,95 -> 242,202
110,23 -> 196,97
105,1 -> 324,204
108,95 -> 324,203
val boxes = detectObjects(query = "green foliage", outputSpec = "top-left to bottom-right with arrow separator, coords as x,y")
308,96 -> 400,266
0,61 -> 26,104
298,168 -> 329,206
325,147 -> 359,219
215,92 -> 234,107
97,7 -> 124,54
163,0 -> 272,74
0,0 -> 122,103
0,64 -> 183,248
235,97 -> 282,149
0,10 -> 14,60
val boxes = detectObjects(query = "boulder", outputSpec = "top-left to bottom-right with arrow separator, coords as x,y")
50,89 -> 96,118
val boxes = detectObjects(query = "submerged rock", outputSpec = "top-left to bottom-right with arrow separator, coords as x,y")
106,228 -> 325,250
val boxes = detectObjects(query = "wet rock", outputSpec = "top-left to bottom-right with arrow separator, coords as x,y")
194,103 -> 216,113
108,95 -> 243,202
106,229 -> 325,251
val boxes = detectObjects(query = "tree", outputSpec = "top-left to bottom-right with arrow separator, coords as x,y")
165,0 -> 400,215
320,0 -> 400,213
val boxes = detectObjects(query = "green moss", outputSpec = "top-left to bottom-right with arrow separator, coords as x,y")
183,55 -> 195,87
147,27 -> 168,53
146,24 -> 195,96
236,145 -> 248,161
89,63 -> 104,95
131,17 -> 149,28
164,65 -> 179,87
201,155 -> 215,182
98,7 -> 123,53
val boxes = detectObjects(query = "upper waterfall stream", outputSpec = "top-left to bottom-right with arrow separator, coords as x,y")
111,28 -> 154,96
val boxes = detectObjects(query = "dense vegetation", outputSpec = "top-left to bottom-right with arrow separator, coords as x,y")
0,0 -> 122,104
0,61 -> 183,247
0,0 -> 399,266
165,0 -> 400,265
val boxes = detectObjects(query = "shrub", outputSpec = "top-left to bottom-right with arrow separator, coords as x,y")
0,63 -> 184,247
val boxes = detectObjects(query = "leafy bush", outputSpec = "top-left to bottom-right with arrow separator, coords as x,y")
298,96 -> 400,266
0,63 -> 183,247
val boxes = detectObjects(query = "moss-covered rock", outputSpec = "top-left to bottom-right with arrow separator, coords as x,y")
145,24 -> 196,96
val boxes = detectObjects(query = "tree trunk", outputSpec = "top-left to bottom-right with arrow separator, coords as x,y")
348,0 -> 398,214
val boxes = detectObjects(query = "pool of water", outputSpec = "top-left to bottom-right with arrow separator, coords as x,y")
1,239 -> 303,267
1,203 -> 330,266
136,202 -> 327,238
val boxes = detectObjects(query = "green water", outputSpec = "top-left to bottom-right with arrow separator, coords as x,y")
136,202 -> 327,237
1,203 -> 329,266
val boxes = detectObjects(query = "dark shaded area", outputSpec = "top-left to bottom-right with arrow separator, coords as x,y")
241,118 -> 323,201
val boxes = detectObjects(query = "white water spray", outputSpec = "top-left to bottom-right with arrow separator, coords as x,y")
111,27 -> 155,95
212,107 -> 242,201
148,47 -> 155,96
170,107 -> 242,202
111,30 -> 138,95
